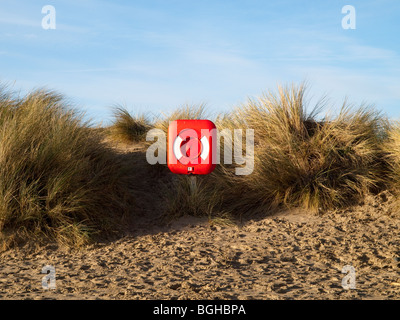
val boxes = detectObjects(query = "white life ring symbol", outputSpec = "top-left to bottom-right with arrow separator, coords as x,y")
173,135 -> 210,161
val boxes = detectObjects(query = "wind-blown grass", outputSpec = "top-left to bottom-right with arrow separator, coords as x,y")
0,87 -> 133,248
107,105 -> 151,143
209,83 -> 388,214
1,82 -> 392,248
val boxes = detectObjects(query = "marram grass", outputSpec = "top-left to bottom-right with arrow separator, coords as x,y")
205,83 -> 389,214
0,87 -> 133,249
1,82 -> 396,249
107,105 -> 151,144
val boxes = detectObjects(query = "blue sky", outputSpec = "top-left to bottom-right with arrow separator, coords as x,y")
0,0 -> 399,124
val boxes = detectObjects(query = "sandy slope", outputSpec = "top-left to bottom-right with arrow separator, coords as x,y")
0,191 -> 399,300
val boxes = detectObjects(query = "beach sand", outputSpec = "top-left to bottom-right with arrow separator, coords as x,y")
0,190 -> 399,300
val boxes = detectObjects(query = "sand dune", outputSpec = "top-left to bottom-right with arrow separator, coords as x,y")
0,192 -> 399,300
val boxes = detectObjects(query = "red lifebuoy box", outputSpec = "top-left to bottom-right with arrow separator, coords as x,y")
168,119 -> 217,175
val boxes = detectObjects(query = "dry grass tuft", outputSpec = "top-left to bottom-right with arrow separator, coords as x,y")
107,105 -> 151,144
209,83 -> 388,213
161,175 -> 229,222
0,87 -> 134,249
